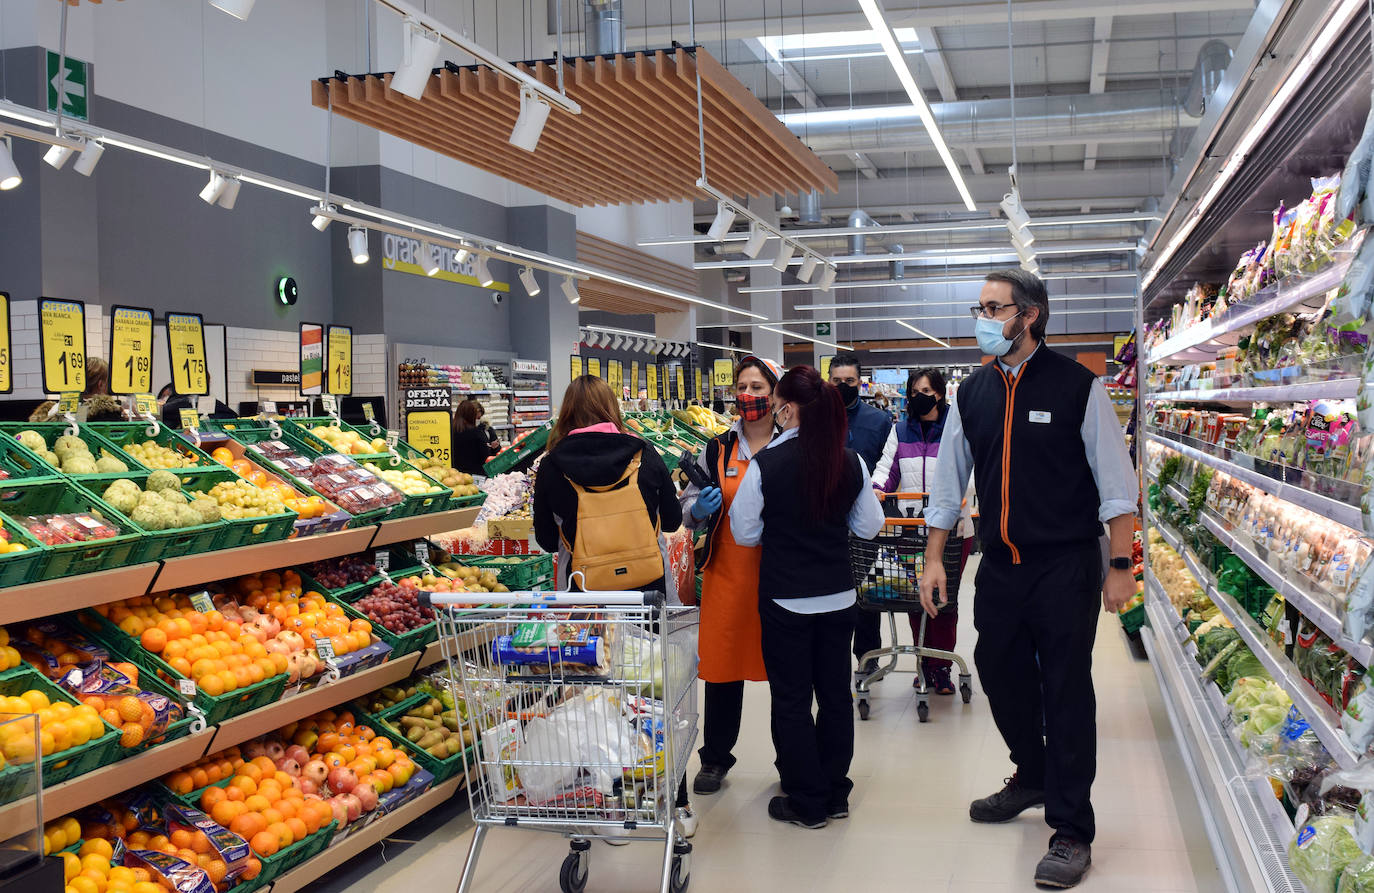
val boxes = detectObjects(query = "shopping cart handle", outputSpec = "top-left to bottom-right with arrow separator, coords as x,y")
419,590 -> 667,609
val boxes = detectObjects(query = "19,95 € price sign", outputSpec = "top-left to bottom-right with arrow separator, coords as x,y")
109,305 -> 154,395
167,312 -> 208,395
39,298 -> 85,394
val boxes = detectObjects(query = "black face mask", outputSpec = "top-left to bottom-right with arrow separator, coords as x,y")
836,382 -> 860,406
908,392 -> 939,418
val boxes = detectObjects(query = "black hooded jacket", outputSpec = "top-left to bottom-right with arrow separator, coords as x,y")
532,431 -> 682,560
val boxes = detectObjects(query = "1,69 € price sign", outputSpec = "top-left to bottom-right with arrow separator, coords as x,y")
109,305 -> 154,395
39,298 -> 86,394
167,312 -> 208,395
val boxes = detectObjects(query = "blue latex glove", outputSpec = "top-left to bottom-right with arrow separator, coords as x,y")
691,486 -> 723,520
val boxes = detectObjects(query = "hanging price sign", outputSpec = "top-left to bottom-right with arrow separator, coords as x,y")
167,312 -> 208,395
39,298 -> 86,394
570,355 -> 583,379
327,325 -> 353,395
588,357 -> 602,379
675,367 -> 685,401
407,411 -> 452,464
631,362 -> 640,398
711,358 -> 733,388
646,364 -> 658,400
0,293 -> 10,395
109,305 -> 153,395
608,360 -> 623,394
695,368 -> 704,403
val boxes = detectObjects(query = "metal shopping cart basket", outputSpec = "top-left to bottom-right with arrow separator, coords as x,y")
423,588 -> 700,893
849,492 -> 973,723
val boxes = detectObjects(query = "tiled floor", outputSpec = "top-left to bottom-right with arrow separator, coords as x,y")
311,564 -> 1225,892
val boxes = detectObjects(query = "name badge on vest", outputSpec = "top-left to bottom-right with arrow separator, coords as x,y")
1028,410 -> 1052,424
725,466 -> 739,477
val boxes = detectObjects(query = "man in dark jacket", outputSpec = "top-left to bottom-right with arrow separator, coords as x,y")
830,353 -> 893,674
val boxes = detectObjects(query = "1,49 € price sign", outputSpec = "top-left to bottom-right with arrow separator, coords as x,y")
327,325 -> 352,395
0,293 -> 10,394
167,312 -> 208,395
39,298 -> 86,394
109,305 -> 154,395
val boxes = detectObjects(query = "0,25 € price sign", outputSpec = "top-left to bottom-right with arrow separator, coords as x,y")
39,298 -> 86,394
167,312 -> 208,395
109,305 -> 154,395
407,410 -> 452,465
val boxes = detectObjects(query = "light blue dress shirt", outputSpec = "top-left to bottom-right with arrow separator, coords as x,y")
729,426 -> 887,613
925,343 -> 1137,534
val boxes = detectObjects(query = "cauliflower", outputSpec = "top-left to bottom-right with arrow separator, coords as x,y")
159,490 -> 188,507
174,505 -> 202,529
61,455 -> 98,475
101,484 -> 139,515
189,498 -> 221,524
15,431 -> 46,453
146,470 -> 181,493
95,456 -> 128,474
130,503 -> 166,531
53,435 -> 86,453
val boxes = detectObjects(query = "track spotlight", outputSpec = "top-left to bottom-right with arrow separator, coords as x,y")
1000,191 -> 1035,246
348,226 -> 370,264
43,143 -> 73,170
519,266 -> 540,297
0,139 -> 19,191
72,140 -> 103,176
209,0 -> 255,19
199,171 -> 227,205
474,255 -> 495,287
817,265 -> 837,292
707,203 -> 736,242
1020,257 -> 1040,275
510,87 -> 553,152
421,242 -> 441,276
613,335 -> 626,350
391,17 -> 442,100
797,254 -> 820,283
216,176 -> 241,209
772,239 -> 797,273
454,245 -> 471,264
743,223 -> 769,259
311,204 -> 334,231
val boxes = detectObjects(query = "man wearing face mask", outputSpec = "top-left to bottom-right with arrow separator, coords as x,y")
828,353 -> 893,677
919,270 -> 1137,889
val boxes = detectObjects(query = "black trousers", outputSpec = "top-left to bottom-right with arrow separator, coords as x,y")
759,597 -> 855,824
852,607 -> 882,664
698,680 -> 746,770
973,544 -> 1102,844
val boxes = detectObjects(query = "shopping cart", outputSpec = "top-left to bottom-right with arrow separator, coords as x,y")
423,588 -> 700,893
850,492 -> 973,723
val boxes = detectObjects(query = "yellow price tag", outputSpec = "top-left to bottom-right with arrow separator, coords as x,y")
57,392 -> 81,415
631,362 -> 640,397
608,360 -> 623,393
39,298 -> 86,394
327,325 -> 353,395
695,369 -> 704,402
675,368 -> 685,401
134,393 -> 157,418
712,359 -> 733,388
570,355 -> 583,380
406,410 -> 452,465
588,357 -> 602,379
0,292 -> 10,394
362,402 -> 376,422
646,364 -> 658,400
109,305 -> 154,395
820,355 -> 834,380
167,312 -> 208,395
179,408 -> 201,431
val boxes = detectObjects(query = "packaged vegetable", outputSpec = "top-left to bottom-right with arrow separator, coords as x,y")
1290,814 -> 1365,893
122,850 -> 215,893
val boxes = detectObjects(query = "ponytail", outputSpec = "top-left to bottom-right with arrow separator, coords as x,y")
775,366 -> 853,520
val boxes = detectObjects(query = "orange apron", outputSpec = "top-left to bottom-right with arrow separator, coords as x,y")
698,444 -> 767,683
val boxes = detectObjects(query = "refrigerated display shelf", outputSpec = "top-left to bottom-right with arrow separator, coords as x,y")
1146,377 -> 1360,404
1144,432 -> 1361,529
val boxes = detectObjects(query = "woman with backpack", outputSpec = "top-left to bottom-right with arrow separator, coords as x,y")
730,366 -> 885,829
871,369 -> 976,696
531,374 -> 695,835
678,355 -> 782,797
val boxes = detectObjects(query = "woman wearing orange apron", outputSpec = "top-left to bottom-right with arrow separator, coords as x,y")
680,355 -> 782,795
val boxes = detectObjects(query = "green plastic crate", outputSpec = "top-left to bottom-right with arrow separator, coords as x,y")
325,588 -> 437,658
0,512 -> 49,587
225,429 -> 396,528
484,423 -> 550,476
0,665 -> 120,801
85,471 -> 228,563
85,421 -> 223,470
363,698 -> 471,783
257,819 -> 338,885
175,467 -> 297,551
76,611 -> 289,725
355,457 -> 452,519
283,417 -> 390,453
462,554 -> 553,590
0,432 -> 65,482
0,479 -> 143,579
0,423 -> 148,478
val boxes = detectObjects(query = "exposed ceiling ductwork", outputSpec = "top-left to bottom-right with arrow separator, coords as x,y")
1182,39 -> 1234,117
848,208 -> 880,255
583,0 -> 625,55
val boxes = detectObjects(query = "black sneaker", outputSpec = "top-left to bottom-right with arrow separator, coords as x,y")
692,764 -> 728,795
969,774 -> 1046,823
1034,837 -> 1091,888
859,658 -> 880,677
826,800 -> 849,820
767,796 -> 827,829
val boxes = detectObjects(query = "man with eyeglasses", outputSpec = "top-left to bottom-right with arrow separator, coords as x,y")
919,269 -> 1137,889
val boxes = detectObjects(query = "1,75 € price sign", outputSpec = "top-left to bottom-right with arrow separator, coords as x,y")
39,298 -> 85,394
109,305 -> 153,395
167,312 -> 208,395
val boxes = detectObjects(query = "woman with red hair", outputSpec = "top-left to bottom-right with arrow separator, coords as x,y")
729,365 -> 884,829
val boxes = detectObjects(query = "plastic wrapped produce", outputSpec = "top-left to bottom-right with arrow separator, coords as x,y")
1291,814 -> 1365,893
1338,96 -> 1374,225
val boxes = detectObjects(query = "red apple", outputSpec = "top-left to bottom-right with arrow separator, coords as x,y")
303,760 -> 329,786
328,766 -> 358,795
353,783 -> 379,812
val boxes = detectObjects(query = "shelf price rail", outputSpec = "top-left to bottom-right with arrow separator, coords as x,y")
1146,378 -> 1360,404
1148,511 -> 1362,769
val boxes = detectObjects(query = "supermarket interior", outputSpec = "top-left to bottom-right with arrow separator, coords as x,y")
1,0 -> 1374,891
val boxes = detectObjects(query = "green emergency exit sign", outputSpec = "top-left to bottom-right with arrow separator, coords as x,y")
47,51 -> 90,121
816,322 -> 832,337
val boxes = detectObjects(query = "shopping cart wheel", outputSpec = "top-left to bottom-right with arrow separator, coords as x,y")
560,843 -> 590,893
857,698 -> 870,721
960,682 -> 973,704
670,840 -> 692,892
917,701 -> 929,723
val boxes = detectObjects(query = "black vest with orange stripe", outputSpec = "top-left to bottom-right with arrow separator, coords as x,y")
956,346 -> 1103,564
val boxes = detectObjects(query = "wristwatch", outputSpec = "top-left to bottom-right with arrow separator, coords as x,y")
1109,557 -> 1132,571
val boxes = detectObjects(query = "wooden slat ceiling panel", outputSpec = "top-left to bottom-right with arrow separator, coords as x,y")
573,231 -> 696,315
312,47 -> 838,207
